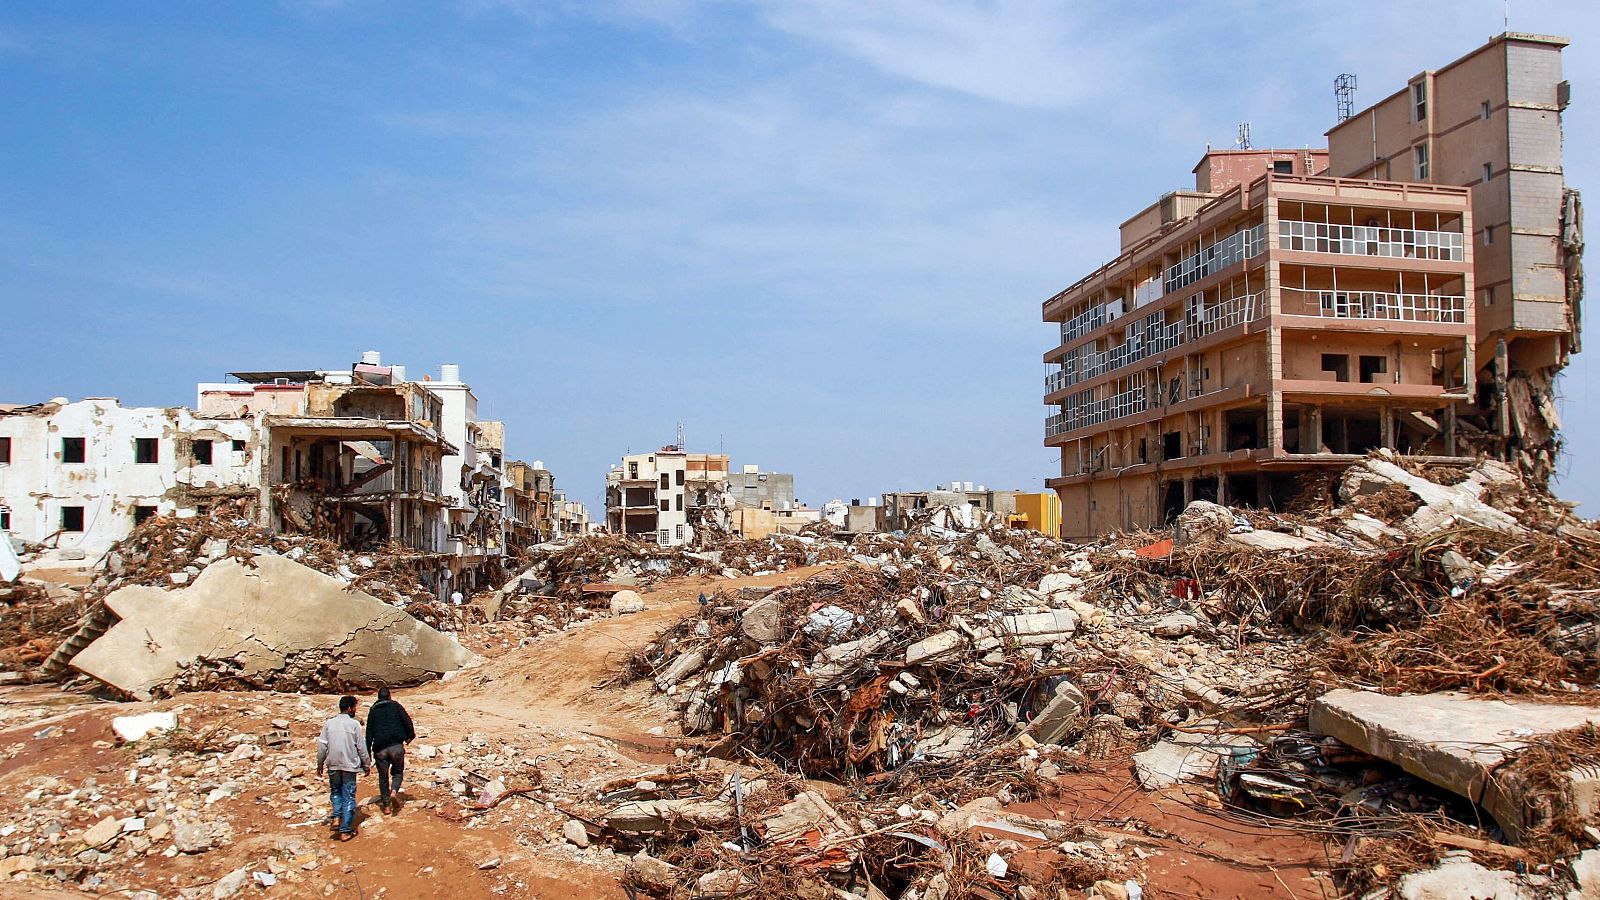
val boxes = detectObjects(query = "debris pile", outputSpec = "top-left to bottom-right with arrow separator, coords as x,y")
605,451 -> 1600,897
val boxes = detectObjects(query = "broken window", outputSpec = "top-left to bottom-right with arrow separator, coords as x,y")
133,505 -> 157,526
232,439 -> 246,452
1321,354 -> 1350,383
1163,431 -> 1182,460
135,438 -> 159,464
60,506 -> 84,532
629,462 -> 639,479
1359,355 -> 1388,384
1138,438 -> 1148,464
193,440 -> 214,465
0,437 -> 8,464
1272,160 -> 1293,174
62,437 -> 86,464
1413,144 -> 1429,180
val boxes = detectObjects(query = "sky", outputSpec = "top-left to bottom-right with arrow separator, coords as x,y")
4,1 -> 1599,516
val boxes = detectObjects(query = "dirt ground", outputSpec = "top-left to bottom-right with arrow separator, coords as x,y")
0,565 -> 1338,899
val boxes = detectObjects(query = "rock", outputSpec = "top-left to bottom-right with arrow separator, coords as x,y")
1310,689 -> 1600,841
906,630 -> 966,665
477,858 -> 501,870
562,819 -> 589,848
625,851 -> 680,894
0,855 -> 38,877
609,590 -> 645,615
740,594 -> 784,643
1395,853 -> 1531,900
415,744 -> 437,760
171,817 -> 219,854
1174,501 -> 1232,548
1029,679 -> 1087,745
696,869 -> 750,896
212,867 -> 249,899
895,597 -> 926,625
804,604 -> 855,640
70,556 -> 474,698
169,572 -> 191,586
79,816 -> 121,849
1151,613 -> 1198,638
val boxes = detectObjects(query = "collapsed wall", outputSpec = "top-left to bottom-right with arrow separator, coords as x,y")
69,555 -> 473,699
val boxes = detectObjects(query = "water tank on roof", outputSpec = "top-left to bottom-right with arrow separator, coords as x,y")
391,364 -> 406,382
362,350 -> 382,366
441,364 -> 461,383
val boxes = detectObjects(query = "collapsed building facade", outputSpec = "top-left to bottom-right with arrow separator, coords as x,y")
1043,32 -> 1579,538
0,399 -> 262,560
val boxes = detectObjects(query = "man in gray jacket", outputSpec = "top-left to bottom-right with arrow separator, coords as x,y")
316,695 -> 371,840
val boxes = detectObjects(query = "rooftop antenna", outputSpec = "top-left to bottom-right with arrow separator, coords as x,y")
1235,122 -> 1252,150
676,421 -> 685,452
1335,73 -> 1358,122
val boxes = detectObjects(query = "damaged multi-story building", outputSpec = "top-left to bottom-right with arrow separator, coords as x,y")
0,398 -> 262,560
503,459 -> 555,551
1324,32 -> 1581,483
199,356 -> 457,561
605,448 -> 731,546
1042,32 -> 1579,539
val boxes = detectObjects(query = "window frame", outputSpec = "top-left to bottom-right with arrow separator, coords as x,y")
61,437 -> 86,464
135,437 -> 159,464
60,505 -> 85,532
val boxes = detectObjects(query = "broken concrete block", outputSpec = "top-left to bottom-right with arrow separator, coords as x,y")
1132,727 -> 1252,791
906,630 -> 966,665
762,790 -> 856,864
79,817 -> 120,850
608,590 -> 645,615
1310,689 -> 1600,842
69,556 -> 473,699
605,797 -> 734,833
895,597 -> 926,625
811,629 -> 892,687
655,650 -> 706,690
212,867 -> 249,900
804,604 -> 855,640
112,711 -> 178,743
1028,679 -> 1087,745
1225,530 -> 1323,551
740,594 -> 784,643
1151,613 -> 1197,638
1341,456 -> 1521,534
913,725 -> 975,761
999,609 -> 1077,646
1394,853 -> 1532,900
1572,849 -> 1600,900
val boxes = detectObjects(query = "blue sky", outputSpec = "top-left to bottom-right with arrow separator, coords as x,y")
4,1 -> 1598,516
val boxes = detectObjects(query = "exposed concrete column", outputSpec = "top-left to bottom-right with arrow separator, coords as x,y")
1380,404 -> 1395,450
1444,403 -> 1458,456
1307,405 -> 1324,453
1182,477 -> 1193,506
1266,391 -> 1284,453
1217,471 -> 1228,505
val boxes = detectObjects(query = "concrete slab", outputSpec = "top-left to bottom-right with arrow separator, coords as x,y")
70,556 -> 473,699
1310,689 -> 1600,841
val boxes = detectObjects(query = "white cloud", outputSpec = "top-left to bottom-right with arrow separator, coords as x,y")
756,0 -> 1130,109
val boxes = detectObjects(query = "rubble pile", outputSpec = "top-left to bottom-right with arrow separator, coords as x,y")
0,579 -> 82,674
603,452 -> 1600,896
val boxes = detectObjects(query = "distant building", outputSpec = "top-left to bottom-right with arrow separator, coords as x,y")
726,465 -> 796,513
606,448 -> 692,546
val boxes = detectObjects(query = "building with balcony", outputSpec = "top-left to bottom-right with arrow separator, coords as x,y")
606,448 -> 692,545
1325,32 -> 1580,481
1044,151 -> 1477,538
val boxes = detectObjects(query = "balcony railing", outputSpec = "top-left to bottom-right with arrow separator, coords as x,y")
1046,380 -> 1151,438
1277,220 -> 1464,261
1281,288 -> 1467,323
1047,293 -> 1263,395
1165,224 -> 1266,294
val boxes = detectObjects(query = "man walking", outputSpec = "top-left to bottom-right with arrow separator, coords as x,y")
316,695 -> 371,841
365,686 -> 416,814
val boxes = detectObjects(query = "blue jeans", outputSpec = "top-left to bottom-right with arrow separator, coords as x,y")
328,770 -> 357,834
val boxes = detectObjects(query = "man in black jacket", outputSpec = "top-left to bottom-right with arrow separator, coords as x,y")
365,686 -> 416,813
